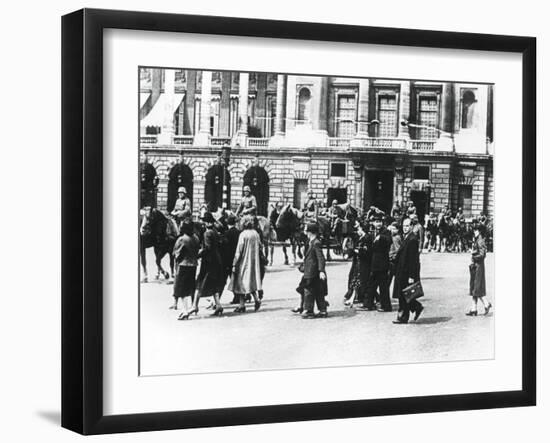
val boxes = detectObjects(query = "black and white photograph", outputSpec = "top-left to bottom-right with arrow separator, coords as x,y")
138,68 -> 495,376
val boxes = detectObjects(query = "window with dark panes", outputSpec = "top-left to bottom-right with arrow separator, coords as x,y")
458,185 -> 473,217
413,166 -> 430,180
461,90 -> 477,129
330,163 -> 346,177
336,95 -> 356,138
418,96 -> 439,139
377,95 -> 398,137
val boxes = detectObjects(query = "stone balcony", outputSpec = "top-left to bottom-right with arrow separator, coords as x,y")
140,134 -> 460,153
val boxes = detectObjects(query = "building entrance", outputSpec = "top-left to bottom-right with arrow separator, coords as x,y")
364,170 -> 394,214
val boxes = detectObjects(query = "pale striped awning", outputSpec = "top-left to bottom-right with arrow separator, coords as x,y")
140,93 -> 184,127
139,92 -> 151,109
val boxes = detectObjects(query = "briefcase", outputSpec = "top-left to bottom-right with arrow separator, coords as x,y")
402,281 -> 424,303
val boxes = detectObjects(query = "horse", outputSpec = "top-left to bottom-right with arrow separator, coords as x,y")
273,203 -> 307,265
139,207 -> 179,282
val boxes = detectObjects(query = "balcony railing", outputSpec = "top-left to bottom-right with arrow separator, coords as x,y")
359,137 -> 407,150
328,137 -> 351,147
173,135 -> 194,145
409,140 -> 436,151
140,135 -> 158,144
247,138 -> 269,147
210,137 -> 232,146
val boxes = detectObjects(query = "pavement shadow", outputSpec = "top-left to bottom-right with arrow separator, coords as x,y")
413,316 -> 452,325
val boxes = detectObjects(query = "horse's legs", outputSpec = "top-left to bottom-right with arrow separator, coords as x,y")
140,247 -> 148,282
282,245 -> 289,265
325,237 -> 332,261
155,248 -> 169,279
269,244 -> 274,266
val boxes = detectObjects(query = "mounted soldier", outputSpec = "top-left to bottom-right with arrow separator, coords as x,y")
170,186 -> 192,229
236,185 -> 257,217
303,189 -> 318,221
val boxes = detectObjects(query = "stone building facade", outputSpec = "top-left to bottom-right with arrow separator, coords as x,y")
139,68 -> 494,222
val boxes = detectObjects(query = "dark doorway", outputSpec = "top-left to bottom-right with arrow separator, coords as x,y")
243,166 -> 270,216
326,188 -> 348,206
364,170 -> 394,214
293,179 -> 308,209
167,163 -> 193,213
410,190 -> 430,224
205,164 -> 231,212
140,161 -> 158,208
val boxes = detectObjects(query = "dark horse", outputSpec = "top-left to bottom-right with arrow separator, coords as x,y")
139,207 -> 178,282
273,204 -> 306,265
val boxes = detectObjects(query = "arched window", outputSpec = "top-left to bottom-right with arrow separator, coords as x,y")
243,166 -> 270,216
461,90 -> 477,129
297,87 -> 311,124
167,163 -> 193,212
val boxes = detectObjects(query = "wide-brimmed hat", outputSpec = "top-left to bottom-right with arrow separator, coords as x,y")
177,186 -> 187,193
201,212 -> 215,224
243,185 -> 251,192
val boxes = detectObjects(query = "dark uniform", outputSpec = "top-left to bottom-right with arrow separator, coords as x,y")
364,227 -> 392,311
393,230 -> 423,323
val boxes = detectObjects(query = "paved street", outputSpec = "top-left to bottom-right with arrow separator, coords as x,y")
139,248 -> 494,376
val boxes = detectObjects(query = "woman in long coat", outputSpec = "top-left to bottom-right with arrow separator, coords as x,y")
344,221 -> 371,306
229,216 -> 263,313
466,224 -> 492,316
189,212 -> 225,317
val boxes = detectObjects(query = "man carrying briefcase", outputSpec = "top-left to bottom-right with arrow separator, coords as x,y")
392,217 -> 424,324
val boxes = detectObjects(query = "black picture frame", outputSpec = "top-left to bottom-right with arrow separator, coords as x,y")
61,8 -> 536,435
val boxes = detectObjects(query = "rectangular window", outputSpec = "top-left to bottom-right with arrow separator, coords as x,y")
418,96 -> 439,139
377,95 -> 398,137
293,179 -> 308,210
458,185 -> 473,217
413,166 -> 430,180
330,163 -> 346,178
336,95 -> 356,138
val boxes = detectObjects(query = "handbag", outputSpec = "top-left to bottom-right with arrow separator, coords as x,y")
402,280 -> 424,303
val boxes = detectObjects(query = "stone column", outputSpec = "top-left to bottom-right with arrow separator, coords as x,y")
194,70 -> 212,146
275,75 -> 287,135
219,72 -> 231,137
158,69 -> 175,144
436,82 -> 455,151
357,79 -> 370,136
398,81 -> 411,139
184,70 -> 196,135
236,72 -> 249,146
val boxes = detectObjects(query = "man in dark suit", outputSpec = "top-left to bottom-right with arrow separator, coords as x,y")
363,214 -> 392,312
393,217 -> 424,324
297,222 -> 328,318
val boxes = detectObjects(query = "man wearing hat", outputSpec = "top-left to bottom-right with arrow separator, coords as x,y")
296,222 -> 328,318
171,186 -> 192,229
303,189 -> 318,220
327,199 -> 344,235
362,213 -> 392,312
236,185 -> 257,217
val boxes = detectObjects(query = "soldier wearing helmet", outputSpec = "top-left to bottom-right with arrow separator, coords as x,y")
171,186 -> 192,228
236,185 -> 257,217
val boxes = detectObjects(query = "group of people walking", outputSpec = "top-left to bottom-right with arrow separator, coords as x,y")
171,211 -> 264,320
161,186 -> 491,323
